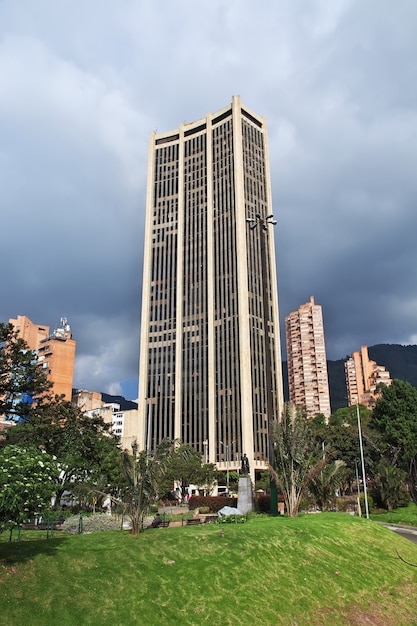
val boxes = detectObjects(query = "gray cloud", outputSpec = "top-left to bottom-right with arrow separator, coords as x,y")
1,0 -> 416,396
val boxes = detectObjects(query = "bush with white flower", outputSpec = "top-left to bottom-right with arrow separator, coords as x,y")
0,444 -> 59,532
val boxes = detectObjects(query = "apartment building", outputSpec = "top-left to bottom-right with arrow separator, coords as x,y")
285,296 -> 331,419
345,345 -> 392,409
9,315 -> 76,402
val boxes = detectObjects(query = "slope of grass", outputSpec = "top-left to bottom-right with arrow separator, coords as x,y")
370,502 -> 417,527
1,514 -> 417,625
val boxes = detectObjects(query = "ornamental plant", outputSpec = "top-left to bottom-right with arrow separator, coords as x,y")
0,444 -> 59,533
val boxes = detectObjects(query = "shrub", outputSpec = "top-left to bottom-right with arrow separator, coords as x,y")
62,513 -> 123,534
254,495 -> 270,513
336,498 -> 349,512
359,493 -> 374,513
299,496 -> 314,512
188,496 -> 236,512
397,488 -> 411,508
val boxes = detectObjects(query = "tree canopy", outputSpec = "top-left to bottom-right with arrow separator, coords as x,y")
272,403 -> 319,517
0,444 -> 59,533
0,323 -> 52,420
372,379 -> 417,505
117,440 -> 172,534
2,399 -> 122,507
372,379 -> 417,464
162,443 -> 220,498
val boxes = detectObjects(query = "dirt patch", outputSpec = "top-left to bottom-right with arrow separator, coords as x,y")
311,584 -> 417,625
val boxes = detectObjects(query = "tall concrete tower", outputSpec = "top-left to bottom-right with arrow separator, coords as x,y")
138,96 -> 283,477
285,296 -> 331,419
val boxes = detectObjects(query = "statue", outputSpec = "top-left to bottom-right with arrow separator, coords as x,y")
241,453 -> 250,476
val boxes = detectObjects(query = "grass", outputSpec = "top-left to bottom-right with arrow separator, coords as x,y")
1,513 -> 417,625
370,501 -> 417,527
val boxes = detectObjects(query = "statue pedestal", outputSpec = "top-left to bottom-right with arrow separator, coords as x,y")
237,477 -> 253,514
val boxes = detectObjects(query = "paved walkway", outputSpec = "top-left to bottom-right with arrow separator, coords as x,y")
384,523 -> 417,545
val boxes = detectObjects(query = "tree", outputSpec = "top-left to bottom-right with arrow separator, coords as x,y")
164,443 -> 220,499
255,470 -> 271,494
372,380 -> 417,463
311,405 -> 379,494
307,459 -> 346,511
272,403 -> 318,517
0,323 -> 52,420
1,398 -> 122,507
373,461 -> 407,512
116,440 -> 171,534
372,380 -> 417,504
0,444 -> 59,535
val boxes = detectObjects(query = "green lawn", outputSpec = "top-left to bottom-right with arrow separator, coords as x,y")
370,501 -> 417,526
1,513 -> 417,625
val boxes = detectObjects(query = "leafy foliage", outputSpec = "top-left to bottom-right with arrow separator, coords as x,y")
272,403 -> 319,517
188,495 -> 236,512
372,379 -> 417,505
0,444 -> 59,532
307,459 -> 346,511
163,443 -> 220,498
311,405 -> 380,495
372,379 -> 417,463
1,398 -> 122,507
62,513 -> 123,534
372,461 -> 407,512
0,323 -> 52,420
115,440 -> 171,534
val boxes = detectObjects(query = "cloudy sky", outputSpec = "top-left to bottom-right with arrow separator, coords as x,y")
1,1 -> 416,400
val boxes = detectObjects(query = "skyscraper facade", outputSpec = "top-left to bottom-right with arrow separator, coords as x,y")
285,296 -> 331,419
138,96 -> 283,477
345,345 -> 391,409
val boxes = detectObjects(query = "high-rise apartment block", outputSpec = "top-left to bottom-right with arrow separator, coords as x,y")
138,96 -> 283,477
9,315 -> 76,402
345,345 -> 391,409
285,296 -> 331,419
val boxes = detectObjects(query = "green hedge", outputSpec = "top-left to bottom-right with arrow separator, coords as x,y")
188,495 -> 237,512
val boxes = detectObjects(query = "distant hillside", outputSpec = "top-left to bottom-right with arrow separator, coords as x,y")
368,344 -> 417,387
284,344 -> 417,413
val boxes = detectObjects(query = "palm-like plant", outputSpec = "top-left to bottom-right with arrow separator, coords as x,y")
117,440 -> 171,534
374,461 -> 406,512
307,459 -> 346,511
272,403 -> 318,517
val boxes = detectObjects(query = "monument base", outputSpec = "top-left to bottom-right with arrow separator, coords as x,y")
237,476 -> 253,514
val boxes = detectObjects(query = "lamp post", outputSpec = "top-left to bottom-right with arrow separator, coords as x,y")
356,404 -> 369,519
219,441 -> 230,493
246,213 -> 278,515
203,439 -> 208,465
355,459 -> 361,516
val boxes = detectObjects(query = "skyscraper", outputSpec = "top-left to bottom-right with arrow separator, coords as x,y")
285,296 -> 331,419
138,96 -> 283,478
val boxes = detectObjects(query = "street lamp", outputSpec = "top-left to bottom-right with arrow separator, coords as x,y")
246,213 -> 278,515
356,404 -> 369,519
219,441 -> 235,493
354,459 -> 361,515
